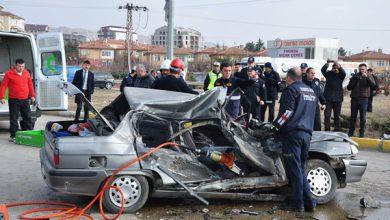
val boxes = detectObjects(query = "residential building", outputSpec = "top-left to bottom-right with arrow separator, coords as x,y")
63,32 -> 87,45
144,46 -> 194,69
343,49 -> 390,72
151,26 -> 204,51
97,25 -> 137,41
0,6 -> 25,32
25,24 -> 49,35
267,38 -> 339,60
194,46 -> 268,62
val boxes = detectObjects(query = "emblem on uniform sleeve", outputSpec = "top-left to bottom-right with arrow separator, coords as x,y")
277,110 -> 292,126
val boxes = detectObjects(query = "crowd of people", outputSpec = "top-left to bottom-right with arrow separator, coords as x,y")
115,56 -> 379,138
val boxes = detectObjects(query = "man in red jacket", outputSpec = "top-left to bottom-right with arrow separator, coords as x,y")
0,58 -> 35,142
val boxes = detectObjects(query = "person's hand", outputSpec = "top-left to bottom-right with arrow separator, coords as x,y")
0,99 -> 5,104
260,100 -> 265,105
362,72 -> 368,77
30,97 -> 36,104
321,105 -> 325,110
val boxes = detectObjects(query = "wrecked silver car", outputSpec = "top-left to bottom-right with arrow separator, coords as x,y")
40,84 -> 367,213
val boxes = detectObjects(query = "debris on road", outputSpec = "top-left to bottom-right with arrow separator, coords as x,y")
360,196 -> 381,208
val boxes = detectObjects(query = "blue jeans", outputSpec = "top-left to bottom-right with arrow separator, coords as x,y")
348,98 -> 368,137
281,130 -> 315,209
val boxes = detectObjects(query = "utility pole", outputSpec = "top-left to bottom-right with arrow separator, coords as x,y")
166,0 -> 174,59
119,3 -> 148,73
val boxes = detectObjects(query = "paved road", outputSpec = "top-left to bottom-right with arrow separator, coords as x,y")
0,115 -> 389,219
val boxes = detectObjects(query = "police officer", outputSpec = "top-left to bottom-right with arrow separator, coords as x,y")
261,62 -> 281,122
214,62 -> 255,118
321,60 -> 346,131
203,62 -> 221,91
152,58 -> 198,94
275,67 -> 317,213
300,63 -> 309,77
244,69 -> 267,121
303,67 -> 326,131
347,64 -> 377,137
120,66 -> 137,93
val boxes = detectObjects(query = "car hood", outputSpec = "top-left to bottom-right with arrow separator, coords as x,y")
311,131 -> 358,146
123,87 -> 227,120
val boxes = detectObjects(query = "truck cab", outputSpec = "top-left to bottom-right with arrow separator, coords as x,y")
0,31 -> 68,124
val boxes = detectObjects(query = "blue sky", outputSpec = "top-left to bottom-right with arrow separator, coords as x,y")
2,0 -> 389,53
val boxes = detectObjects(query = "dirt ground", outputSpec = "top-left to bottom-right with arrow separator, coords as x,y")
68,85 -> 390,138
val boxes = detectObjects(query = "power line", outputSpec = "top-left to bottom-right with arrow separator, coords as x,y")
118,3 -> 148,73
177,0 -> 282,8
171,13 -> 390,32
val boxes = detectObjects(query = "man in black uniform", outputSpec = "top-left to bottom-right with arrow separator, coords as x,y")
152,58 -> 198,94
321,60 -> 346,131
120,66 -> 137,93
303,67 -> 326,131
244,70 -> 267,121
275,67 -> 317,213
236,57 -> 256,80
133,64 -> 154,88
261,62 -> 281,122
300,63 -> 309,77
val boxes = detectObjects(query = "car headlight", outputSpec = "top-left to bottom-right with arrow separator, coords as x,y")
351,144 -> 359,156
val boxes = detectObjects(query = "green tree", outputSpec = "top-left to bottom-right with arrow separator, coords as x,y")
244,41 -> 256,52
255,38 -> 265,51
338,47 -> 347,57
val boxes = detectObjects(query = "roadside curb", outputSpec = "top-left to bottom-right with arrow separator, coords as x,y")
351,137 -> 390,153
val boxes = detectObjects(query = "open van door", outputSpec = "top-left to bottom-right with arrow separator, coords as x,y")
35,32 -> 68,110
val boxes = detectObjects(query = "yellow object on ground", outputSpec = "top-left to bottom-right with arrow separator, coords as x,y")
381,140 -> 390,152
350,137 -> 380,150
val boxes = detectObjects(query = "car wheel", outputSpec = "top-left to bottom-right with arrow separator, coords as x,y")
305,159 -> 337,204
105,82 -> 113,90
102,175 -> 149,213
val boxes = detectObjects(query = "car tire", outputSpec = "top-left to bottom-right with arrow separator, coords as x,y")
105,82 -> 113,90
102,175 -> 149,213
305,159 -> 337,204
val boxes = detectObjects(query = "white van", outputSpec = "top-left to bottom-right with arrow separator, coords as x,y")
0,31 -> 68,126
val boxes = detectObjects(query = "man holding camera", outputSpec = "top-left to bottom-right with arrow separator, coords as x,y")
321,60 -> 346,131
347,64 -> 377,137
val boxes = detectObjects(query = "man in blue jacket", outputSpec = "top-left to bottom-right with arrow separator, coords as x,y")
321,60 -> 346,131
274,67 -> 317,214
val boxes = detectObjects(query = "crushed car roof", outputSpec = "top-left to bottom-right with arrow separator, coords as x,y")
124,87 -> 227,120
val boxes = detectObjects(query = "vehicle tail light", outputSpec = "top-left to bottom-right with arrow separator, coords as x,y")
53,148 -> 60,167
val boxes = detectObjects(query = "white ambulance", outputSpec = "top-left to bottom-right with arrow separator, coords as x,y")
0,31 -> 68,126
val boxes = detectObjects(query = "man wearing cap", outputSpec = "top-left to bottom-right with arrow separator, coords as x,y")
203,62 -> 222,91
261,62 -> 281,122
300,63 -> 309,77
120,65 -> 137,93
152,58 -> 198,94
236,57 -> 256,80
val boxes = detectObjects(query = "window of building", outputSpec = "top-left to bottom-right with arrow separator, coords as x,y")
80,50 -> 88,56
102,50 -> 113,58
305,48 -> 315,59
377,60 -> 385,66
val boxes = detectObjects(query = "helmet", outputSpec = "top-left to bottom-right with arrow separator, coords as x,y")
170,58 -> 185,72
160,59 -> 171,70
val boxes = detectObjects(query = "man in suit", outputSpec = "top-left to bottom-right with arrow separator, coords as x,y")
72,60 -> 94,121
